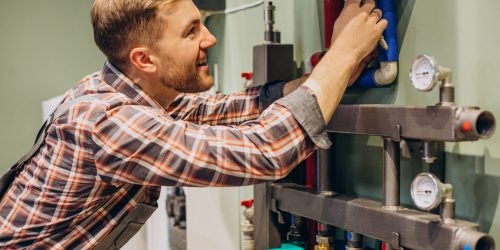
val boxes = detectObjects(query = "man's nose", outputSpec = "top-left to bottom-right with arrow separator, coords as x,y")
200,25 -> 217,49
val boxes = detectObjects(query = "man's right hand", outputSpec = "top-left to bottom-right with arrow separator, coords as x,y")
303,0 -> 387,124
329,0 -> 387,68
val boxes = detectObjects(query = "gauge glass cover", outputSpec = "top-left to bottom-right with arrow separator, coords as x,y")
410,55 -> 438,92
411,173 -> 443,211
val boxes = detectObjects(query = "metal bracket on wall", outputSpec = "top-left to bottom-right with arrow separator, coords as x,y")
270,183 -> 494,249
391,232 -> 401,249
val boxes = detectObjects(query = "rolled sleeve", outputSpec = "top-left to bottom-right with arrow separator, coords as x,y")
275,86 -> 332,149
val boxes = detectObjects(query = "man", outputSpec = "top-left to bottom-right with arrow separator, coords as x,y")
0,0 -> 386,249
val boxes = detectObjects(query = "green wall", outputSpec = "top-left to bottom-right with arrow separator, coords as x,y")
0,0 -> 498,246
207,0 -> 500,245
334,0 -> 500,240
0,0 -> 104,169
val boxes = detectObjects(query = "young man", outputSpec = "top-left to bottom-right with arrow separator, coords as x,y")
0,0 -> 386,248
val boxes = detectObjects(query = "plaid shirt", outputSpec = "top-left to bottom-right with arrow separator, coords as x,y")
0,62 -> 323,249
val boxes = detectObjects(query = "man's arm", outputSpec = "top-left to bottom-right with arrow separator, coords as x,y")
166,80 -> 285,126
285,0 -> 387,124
92,102 -> 317,187
283,0 -> 384,101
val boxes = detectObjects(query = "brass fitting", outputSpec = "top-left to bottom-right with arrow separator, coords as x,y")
314,242 -> 331,250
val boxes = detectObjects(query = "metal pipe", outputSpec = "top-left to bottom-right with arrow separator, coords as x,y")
440,85 -> 455,105
316,148 -> 334,246
317,149 -> 334,193
438,67 -> 455,105
326,104 -> 496,142
441,184 -> 455,224
264,1 -> 275,32
457,109 -> 496,140
271,184 -> 496,250
457,230 -> 495,250
383,138 -> 400,209
264,2 -> 278,43
422,141 -> 437,164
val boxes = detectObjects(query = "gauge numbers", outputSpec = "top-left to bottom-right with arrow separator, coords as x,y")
411,173 -> 443,211
410,55 -> 439,92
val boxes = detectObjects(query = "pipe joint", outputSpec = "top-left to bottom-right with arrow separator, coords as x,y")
374,61 -> 398,86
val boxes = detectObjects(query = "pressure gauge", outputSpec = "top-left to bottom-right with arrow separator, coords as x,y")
409,55 -> 440,92
410,172 -> 445,211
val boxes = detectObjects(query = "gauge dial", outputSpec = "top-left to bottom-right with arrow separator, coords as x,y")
410,55 -> 439,92
410,173 -> 444,211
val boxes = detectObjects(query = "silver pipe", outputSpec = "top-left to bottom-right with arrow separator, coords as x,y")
264,1 -> 275,31
457,229 -> 495,250
457,109 -> 496,140
264,1 -> 276,42
317,147 -> 334,240
383,138 -> 400,209
438,67 -> 455,106
317,149 -> 333,192
441,184 -> 455,223
422,141 -> 437,164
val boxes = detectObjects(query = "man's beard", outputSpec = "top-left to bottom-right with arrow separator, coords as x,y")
158,56 -> 213,93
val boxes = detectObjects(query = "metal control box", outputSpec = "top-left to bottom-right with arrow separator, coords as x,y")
253,44 -> 295,85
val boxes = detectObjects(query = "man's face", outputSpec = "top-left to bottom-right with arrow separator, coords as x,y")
153,0 -> 217,93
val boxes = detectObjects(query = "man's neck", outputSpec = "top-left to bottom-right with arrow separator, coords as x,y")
125,69 -> 179,110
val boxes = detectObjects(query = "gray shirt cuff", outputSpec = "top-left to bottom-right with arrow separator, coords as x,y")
275,87 -> 332,149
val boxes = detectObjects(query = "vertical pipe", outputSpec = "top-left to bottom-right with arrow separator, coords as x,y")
441,184 -> 455,223
317,148 -> 334,238
264,2 -> 276,43
383,138 -> 400,209
317,149 -> 334,192
305,154 -> 317,250
439,69 -> 454,105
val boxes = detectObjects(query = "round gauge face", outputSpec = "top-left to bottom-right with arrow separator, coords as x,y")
410,173 -> 442,211
410,55 -> 438,92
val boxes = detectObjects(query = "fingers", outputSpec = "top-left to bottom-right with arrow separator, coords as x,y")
369,8 -> 382,23
360,0 -> 376,13
376,18 -> 389,32
344,0 -> 361,6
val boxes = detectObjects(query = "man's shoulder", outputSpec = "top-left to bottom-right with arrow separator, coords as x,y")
57,72 -> 137,122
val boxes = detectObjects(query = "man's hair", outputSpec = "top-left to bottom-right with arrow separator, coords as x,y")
91,0 -> 179,70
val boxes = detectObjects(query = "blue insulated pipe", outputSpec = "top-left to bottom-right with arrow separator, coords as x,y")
353,0 -> 398,88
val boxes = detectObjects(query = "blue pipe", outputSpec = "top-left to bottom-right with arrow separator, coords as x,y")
353,0 -> 398,88
377,0 -> 398,62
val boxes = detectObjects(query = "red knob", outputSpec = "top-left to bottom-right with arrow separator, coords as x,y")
241,72 -> 253,80
462,121 -> 472,132
240,199 -> 254,208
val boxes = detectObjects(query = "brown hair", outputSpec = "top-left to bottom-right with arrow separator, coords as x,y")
91,0 -> 178,70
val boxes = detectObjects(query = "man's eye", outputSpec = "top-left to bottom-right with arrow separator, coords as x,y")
187,27 -> 196,36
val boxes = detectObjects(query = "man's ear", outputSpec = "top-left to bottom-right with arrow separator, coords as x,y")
129,47 -> 157,74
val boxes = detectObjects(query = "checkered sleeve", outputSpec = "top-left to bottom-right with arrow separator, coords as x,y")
167,81 -> 287,125
91,102 -> 316,187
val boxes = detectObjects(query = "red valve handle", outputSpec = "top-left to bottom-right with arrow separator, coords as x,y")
240,199 -> 254,208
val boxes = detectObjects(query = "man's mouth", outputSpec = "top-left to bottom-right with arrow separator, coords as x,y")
196,60 -> 208,67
